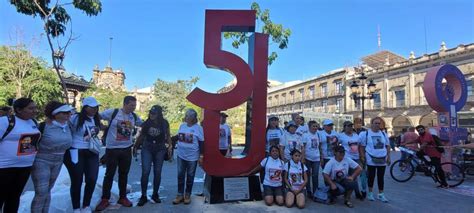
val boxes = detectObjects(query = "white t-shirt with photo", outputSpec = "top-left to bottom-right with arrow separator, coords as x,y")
176,123 -> 204,161
100,109 -> 143,149
282,132 -> 303,160
302,131 -> 321,162
0,116 -> 41,168
337,132 -> 361,160
219,123 -> 231,150
323,157 -> 360,181
70,114 -> 100,149
266,128 -> 285,152
319,130 -> 338,159
360,129 -> 390,166
284,160 -> 307,191
260,157 -> 285,187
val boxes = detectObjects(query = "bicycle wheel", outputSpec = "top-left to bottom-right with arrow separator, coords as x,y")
390,159 -> 415,182
441,162 -> 465,187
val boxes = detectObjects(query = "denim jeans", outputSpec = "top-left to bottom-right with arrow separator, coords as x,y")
141,147 -> 166,196
177,157 -> 198,196
329,179 -> 358,200
102,147 -> 132,199
64,149 -> 99,209
31,153 -> 64,213
305,160 -> 320,194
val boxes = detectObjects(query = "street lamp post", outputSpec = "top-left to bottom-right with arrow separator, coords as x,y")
350,71 -> 377,126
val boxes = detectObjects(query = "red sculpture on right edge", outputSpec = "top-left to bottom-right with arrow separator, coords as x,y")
186,10 -> 269,176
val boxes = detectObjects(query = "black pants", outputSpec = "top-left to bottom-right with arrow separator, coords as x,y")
430,157 -> 448,186
367,165 -> 386,191
102,147 -> 132,199
0,167 -> 31,213
64,149 -> 99,209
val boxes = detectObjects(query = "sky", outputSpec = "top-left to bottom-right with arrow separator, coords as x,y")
1,0 -> 473,93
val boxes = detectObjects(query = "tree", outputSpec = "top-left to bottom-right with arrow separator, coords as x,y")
0,45 -> 63,108
223,2 -> 291,65
82,84 -> 129,110
9,0 -> 102,103
151,77 -> 200,126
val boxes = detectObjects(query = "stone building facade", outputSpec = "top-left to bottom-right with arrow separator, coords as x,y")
92,65 -> 125,91
267,42 -> 474,135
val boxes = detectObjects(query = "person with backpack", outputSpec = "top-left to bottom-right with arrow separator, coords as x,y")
284,149 -> 308,209
0,98 -> 40,213
96,96 -> 143,211
266,116 -> 285,156
31,101 -> 74,213
172,109 -> 204,205
337,120 -> 364,200
407,125 -> 448,188
301,120 -> 323,198
359,117 -> 391,203
282,123 -> 304,162
323,145 -> 362,208
63,97 -> 101,213
247,145 -> 285,206
134,105 -> 172,206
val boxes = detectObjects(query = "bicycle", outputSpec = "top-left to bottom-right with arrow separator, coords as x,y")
390,147 -> 465,187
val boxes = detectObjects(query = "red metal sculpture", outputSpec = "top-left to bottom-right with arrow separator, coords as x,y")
187,10 -> 269,176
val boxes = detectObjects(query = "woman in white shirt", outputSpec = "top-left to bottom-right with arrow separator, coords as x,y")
0,98 -> 40,212
360,117 -> 391,203
172,109 -> 204,205
266,116 -> 285,156
281,123 -> 304,162
284,149 -> 308,209
249,145 -> 285,206
302,120 -> 323,197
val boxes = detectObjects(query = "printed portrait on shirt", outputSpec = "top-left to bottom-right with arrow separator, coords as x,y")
178,132 -> 194,143
269,168 -> 282,182
326,136 -> 338,156
116,120 -> 132,141
372,136 -> 385,149
17,133 -> 40,156
335,169 -> 346,181
84,125 -> 100,141
219,128 -> 226,138
311,137 -> 319,149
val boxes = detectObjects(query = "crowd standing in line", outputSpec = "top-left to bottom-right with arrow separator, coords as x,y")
0,95 -> 462,212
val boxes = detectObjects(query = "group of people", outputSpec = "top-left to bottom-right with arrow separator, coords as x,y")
263,115 -> 391,209
0,95 -> 458,212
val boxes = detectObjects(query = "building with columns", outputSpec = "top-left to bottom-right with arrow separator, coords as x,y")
267,42 -> 474,135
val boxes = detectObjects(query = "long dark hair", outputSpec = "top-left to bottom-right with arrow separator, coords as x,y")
13,98 -> 34,114
75,106 -> 101,130
266,117 -> 279,134
142,105 -> 168,136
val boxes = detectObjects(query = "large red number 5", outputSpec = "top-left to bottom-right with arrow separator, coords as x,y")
187,10 -> 269,176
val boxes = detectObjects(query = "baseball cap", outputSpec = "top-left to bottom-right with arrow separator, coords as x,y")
149,105 -> 162,114
322,119 -> 334,126
82,97 -> 100,107
268,115 -> 279,120
343,121 -> 354,127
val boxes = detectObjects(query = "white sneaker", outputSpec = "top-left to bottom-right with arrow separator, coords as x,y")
73,209 -> 81,213
81,207 -> 92,213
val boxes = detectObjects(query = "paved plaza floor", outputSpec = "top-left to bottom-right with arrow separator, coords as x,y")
21,149 -> 474,213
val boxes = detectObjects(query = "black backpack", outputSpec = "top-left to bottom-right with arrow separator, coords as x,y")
1,115 -> 38,142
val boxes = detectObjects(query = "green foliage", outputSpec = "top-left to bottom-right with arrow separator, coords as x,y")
83,84 -> 128,110
10,0 -> 102,38
223,2 -> 291,65
0,45 -> 62,108
151,77 -> 200,126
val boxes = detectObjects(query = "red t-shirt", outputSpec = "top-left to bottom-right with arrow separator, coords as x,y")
416,133 -> 441,158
